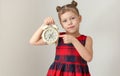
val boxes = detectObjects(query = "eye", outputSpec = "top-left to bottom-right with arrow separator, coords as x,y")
71,17 -> 76,20
62,19 -> 67,23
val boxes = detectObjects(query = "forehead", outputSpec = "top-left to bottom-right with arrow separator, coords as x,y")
60,11 -> 77,19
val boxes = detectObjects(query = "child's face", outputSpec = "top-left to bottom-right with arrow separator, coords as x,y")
60,11 -> 81,34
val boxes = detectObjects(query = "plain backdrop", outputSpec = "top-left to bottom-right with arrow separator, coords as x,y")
0,0 -> 120,76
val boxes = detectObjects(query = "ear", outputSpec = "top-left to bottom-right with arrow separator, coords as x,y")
78,15 -> 82,22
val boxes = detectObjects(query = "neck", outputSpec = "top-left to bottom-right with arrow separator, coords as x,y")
66,31 -> 80,37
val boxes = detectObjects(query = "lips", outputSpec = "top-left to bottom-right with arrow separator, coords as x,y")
67,26 -> 75,29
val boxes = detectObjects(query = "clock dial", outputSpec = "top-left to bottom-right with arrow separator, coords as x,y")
42,27 -> 58,44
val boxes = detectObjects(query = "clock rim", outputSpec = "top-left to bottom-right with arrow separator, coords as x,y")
42,27 -> 59,44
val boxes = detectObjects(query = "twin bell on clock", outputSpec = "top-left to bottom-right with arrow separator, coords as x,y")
41,24 -> 59,44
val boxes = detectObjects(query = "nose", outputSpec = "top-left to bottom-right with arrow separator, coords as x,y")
68,20 -> 72,25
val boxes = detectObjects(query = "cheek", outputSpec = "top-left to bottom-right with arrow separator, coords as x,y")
75,20 -> 80,25
61,24 -> 66,29
61,24 -> 68,30
60,22 -> 66,28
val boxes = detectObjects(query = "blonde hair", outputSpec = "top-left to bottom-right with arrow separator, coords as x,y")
56,0 -> 80,21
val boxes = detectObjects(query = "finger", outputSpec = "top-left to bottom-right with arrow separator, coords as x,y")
43,17 -> 53,25
49,17 -> 55,25
59,34 -> 65,38
43,17 -> 50,25
52,20 -> 55,24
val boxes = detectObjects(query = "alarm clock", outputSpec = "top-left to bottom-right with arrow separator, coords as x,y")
42,24 -> 59,44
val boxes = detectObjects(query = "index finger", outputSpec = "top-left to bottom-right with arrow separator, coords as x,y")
59,34 -> 65,38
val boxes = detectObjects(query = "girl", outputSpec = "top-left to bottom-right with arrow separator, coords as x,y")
30,0 -> 93,76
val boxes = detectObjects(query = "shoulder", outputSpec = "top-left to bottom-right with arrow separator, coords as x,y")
78,34 -> 92,40
80,34 -> 93,45
79,34 -> 93,45
86,36 -> 93,41
81,34 -> 92,41
85,35 -> 93,46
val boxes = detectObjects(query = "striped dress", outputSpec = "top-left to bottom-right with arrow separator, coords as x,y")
47,33 -> 91,76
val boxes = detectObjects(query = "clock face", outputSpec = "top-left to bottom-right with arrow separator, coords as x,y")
42,27 -> 59,44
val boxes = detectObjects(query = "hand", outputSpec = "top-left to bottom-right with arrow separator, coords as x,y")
59,34 -> 76,44
40,16 -> 55,30
43,16 -> 55,25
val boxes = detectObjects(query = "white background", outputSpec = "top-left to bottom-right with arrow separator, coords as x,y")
0,0 -> 120,76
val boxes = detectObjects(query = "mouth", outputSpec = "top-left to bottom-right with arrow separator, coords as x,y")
67,26 -> 75,29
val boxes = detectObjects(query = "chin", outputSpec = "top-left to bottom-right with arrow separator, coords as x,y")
67,30 -> 77,34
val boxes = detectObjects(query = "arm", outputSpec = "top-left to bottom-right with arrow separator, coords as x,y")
29,17 -> 55,45
29,25 -> 47,45
72,36 -> 93,62
59,34 -> 93,62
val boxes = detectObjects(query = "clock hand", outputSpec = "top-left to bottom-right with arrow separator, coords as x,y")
48,34 -> 51,39
49,34 -> 53,39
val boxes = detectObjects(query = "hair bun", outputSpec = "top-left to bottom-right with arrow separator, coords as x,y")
56,6 -> 62,12
71,0 -> 77,7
